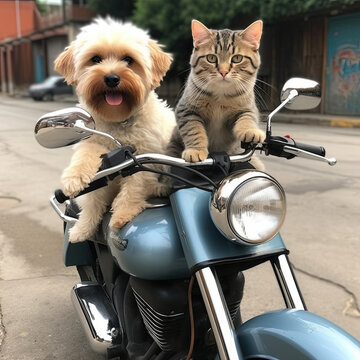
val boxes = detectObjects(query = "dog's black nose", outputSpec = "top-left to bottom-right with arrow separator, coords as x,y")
104,74 -> 120,88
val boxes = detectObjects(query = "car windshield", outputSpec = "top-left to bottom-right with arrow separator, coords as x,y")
41,77 -> 63,86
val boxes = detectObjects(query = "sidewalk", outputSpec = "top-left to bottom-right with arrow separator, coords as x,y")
261,112 -> 360,128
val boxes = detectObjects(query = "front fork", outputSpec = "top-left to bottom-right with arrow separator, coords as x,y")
271,254 -> 307,310
195,254 -> 306,360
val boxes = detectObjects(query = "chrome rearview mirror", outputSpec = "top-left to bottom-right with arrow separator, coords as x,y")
266,77 -> 321,140
281,77 -> 321,110
35,107 -> 123,148
34,107 -> 95,148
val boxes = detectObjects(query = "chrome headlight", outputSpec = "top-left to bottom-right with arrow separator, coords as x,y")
210,170 -> 286,244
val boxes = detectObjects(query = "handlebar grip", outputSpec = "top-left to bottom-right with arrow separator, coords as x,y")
55,189 -> 69,203
54,176 -> 109,204
267,136 -> 327,159
294,141 -> 326,157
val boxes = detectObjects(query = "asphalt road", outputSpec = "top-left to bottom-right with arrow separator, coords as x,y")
0,96 -> 359,359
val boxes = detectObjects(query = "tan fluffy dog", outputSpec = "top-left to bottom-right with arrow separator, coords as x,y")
54,17 -> 175,242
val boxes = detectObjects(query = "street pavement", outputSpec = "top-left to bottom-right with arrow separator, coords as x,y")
0,96 -> 359,359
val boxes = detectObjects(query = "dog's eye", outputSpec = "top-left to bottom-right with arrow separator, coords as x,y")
91,55 -> 102,64
123,56 -> 134,66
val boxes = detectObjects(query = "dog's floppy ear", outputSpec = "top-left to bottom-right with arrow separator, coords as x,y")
54,44 -> 77,85
148,40 -> 172,89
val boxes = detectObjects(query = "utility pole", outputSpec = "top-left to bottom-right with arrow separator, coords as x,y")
15,0 -> 22,38
62,0 -> 67,24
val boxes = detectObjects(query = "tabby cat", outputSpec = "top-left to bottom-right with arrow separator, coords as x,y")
168,19 -> 265,170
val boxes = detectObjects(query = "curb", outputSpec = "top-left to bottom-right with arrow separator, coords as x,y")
329,119 -> 360,128
261,113 -> 360,128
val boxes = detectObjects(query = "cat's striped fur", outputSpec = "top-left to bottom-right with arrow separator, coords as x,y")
167,20 -> 265,169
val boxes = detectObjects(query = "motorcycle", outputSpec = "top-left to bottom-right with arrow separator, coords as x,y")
34,78 -> 360,360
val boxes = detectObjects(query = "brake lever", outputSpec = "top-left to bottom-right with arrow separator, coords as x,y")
282,146 -> 337,166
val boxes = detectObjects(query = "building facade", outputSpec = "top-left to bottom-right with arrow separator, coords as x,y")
0,0 -> 95,94
259,5 -> 360,115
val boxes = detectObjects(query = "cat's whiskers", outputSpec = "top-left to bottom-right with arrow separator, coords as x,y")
255,78 -> 275,90
253,86 -> 269,112
252,80 -> 272,111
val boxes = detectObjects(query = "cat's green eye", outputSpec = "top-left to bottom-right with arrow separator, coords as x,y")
206,54 -> 217,63
231,55 -> 243,63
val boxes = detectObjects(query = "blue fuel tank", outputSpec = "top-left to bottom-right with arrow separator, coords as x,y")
104,205 -> 190,280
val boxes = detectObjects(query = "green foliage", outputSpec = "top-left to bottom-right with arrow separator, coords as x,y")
133,0 -> 259,75
259,0 -> 359,20
35,0 -> 47,15
88,0 -> 135,19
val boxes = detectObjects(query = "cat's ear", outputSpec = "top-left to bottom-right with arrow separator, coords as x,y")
192,20 -> 211,47
242,20 -> 263,50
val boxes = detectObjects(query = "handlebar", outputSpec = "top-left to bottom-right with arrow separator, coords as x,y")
93,149 -> 256,181
53,136 -> 336,205
265,136 -> 336,166
53,148 -> 256,204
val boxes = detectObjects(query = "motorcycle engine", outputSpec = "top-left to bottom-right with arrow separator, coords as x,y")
129,267 -> 244,354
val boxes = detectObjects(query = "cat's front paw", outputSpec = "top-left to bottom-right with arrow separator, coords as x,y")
62,174 -> 91,198
182,148 -> 209,162
238,128 -> 265,144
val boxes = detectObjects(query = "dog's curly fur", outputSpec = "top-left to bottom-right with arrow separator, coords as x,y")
54,17 -> 175,242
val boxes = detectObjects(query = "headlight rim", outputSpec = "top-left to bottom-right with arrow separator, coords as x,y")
210,170 -> 286,245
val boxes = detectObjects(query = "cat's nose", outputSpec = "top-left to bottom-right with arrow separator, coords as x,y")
220,71 -> 228,78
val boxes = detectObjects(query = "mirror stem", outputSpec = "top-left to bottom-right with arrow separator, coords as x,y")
266,89 -> 298,141
74,120 -> 123,148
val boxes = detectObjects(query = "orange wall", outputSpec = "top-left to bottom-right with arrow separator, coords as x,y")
0,1 -> 36,41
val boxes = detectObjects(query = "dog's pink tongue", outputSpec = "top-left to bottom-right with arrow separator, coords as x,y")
105,93 -> 123,106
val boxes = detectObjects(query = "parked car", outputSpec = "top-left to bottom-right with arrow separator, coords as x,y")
29,76 -> 73,101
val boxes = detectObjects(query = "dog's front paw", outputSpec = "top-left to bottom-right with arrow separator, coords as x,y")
62,174 -> 91,198
238,128 -> 265,144
182,147 -> 209,162
110,213 -> 135,230
68,224 -> 89,243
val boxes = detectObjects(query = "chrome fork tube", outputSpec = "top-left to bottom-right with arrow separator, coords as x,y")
195,267 -> 243,360
271,254 -> 307,310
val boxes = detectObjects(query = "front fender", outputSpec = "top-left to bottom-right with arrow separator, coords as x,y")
237,309 -> 360,360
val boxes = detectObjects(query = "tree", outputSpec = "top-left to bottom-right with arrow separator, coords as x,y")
88,0 -> 135,19
133,0 -> 258,76
258,0 -> 359,20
